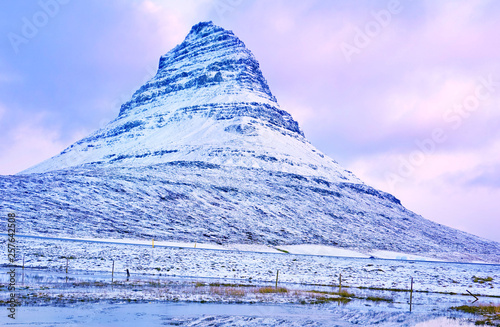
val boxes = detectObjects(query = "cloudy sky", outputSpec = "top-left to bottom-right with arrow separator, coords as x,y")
1,0 -> 499,243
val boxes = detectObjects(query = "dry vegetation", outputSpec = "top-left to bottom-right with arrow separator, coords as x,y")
1,278 -> 398,306
473,276 -> 494,284
256,286 -> 288,294
452,304 -> 500,326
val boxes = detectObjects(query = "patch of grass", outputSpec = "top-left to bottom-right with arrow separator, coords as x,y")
208,282 -> 253,288
452,304 -> 500,315
451,304 -> 500,326
209,286 -> 246,297
195,282 -> 205,287
257,286 -> 288,294
365,295 -> 393,303
473,276 -> 494,284
310,290 -> 354,298
310,289 -> 392,302
275,248 -> 290,254
309,296 -> 351,305
226,288 -> 246,297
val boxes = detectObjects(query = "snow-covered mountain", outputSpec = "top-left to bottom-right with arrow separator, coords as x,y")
22,21 -> 358,183
2,22 -> 500,262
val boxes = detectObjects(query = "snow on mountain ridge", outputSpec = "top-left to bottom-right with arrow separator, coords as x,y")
120,21 -> 278,118
21,21 -> 359,183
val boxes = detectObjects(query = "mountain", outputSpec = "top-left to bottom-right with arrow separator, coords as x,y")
22,21 -> 357,182
2,22 -> 499,262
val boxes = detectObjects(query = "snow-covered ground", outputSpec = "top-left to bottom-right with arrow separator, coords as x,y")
2,236 -> 499,296
1,233 -> 454,259
2,235 -> 498,326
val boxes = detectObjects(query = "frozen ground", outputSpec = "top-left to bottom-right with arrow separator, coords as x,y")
1,236 -> 499,326
0,267 -> 491,326
1,236 -> 499,296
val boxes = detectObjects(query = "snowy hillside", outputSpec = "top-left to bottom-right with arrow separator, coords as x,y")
3,162 -> 500,262
2,21 -> 500,263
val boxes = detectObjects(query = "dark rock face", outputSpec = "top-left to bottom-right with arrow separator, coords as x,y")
119,21 -> 279,128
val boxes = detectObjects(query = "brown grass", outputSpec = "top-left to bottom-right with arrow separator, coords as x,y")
308,296 -> 351,304
451,304 -> 500,326
256,286 -> 288,294
209,286 -> 246,297
472,276 -> 494,284
310,289 -> 354,297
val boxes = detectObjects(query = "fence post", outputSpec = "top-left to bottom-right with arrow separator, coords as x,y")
22,254 -> 25,285
339,273 -> 342,292
409,277 -> 413,312
112,260 -> 115,282
276,270 -> 279,289
66,258 -> 68,274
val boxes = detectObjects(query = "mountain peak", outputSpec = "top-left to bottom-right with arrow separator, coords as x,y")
118,21 -> 277,118
185,21 -> 223,41
21,22 -> 358,184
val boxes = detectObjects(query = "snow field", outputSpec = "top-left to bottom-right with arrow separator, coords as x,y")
2,236 -> 499,297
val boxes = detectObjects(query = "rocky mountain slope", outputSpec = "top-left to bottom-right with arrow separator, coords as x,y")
2,22 -> 499,262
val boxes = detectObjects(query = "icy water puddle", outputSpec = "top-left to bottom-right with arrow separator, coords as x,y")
1,302 -> 478,326
0,268 -> 496,326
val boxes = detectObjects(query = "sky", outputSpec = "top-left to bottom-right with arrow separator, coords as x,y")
1,0 -> 499,243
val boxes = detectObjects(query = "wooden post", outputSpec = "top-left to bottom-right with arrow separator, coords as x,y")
409,277 -> 413,312
466,290 -> 479,303
276,270 -> 279,289
111,260 -> 115,282
22,254 -> 25,285
339,273 -> 342,292
66,258 -> 68,274
152,239 -> 154,248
